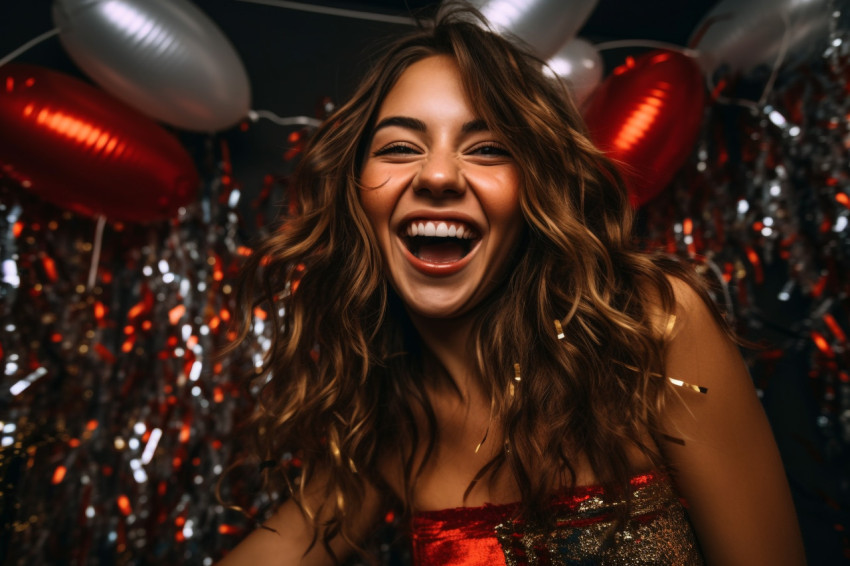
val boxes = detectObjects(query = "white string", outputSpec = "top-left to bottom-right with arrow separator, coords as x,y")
234,0 -> 416,25
0,28 -> 60,68
247,109 -> 323,128
756,8 -> 792,108
87,215 -> 106,291
706,7 -> 795,113
709,89 -> 762,114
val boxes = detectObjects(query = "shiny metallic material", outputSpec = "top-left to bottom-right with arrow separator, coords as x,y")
0,63 -> 199,222
690,0 -> 833,76
583,51 -> 705,207
411,471 -> 705,565
545,37 -> 602,104
469,0 -> 599,59
53,0 -> 251,131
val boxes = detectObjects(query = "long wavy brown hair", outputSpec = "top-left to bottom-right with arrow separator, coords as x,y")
230,3 -> 722,559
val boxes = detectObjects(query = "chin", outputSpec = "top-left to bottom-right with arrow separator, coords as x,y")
397,286 -> 489,322
408,305 -> 470,321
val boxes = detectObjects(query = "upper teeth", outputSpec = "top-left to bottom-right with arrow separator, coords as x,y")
406,221 -> 476,239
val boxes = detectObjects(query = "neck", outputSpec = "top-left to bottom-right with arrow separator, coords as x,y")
407,311 -> 478,396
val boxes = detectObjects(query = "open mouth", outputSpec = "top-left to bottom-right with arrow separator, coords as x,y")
401,220 -> 480,264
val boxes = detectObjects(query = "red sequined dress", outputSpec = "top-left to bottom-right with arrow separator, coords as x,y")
410,470 -> 704,565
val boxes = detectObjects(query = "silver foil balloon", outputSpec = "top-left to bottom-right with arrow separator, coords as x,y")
467,0 -> 600,59
545,37 -> 602,104
53,0 -> 251,132
689,0 -> 834,76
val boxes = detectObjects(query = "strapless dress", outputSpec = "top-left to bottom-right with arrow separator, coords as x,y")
410,470 -> 704,565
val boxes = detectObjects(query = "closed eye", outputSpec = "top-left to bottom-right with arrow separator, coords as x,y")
372,143 -> 420,157
468,143 -> 511,158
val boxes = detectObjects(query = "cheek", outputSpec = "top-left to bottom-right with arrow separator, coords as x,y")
358,161 -> 401,232
476,169 -> 522,227
356,191 -> 394,281
359,160 -> 382,191
358,187 -> 393,237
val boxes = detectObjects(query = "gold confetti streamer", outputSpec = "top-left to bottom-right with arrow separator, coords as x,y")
667,377 -> 708,394
554,319 -> 565,340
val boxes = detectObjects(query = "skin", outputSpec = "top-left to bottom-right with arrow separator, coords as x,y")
218,55 -> 806,566
359,55 -> 524,325
359,55 -> 524,411
358,56 -> 535,509
658,278 -> 806,565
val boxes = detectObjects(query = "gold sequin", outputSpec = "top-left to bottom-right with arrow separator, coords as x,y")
494,476 -> 705,565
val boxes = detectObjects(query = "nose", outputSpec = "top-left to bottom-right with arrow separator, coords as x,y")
414,151 -> 465,198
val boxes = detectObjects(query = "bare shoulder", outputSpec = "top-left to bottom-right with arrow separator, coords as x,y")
215,499 -> 330,566
651,271 -> 718,323
664,273 -> 725,327
636,272 -> 722,347
654,274 -> 806,565
216,472 -> 383,566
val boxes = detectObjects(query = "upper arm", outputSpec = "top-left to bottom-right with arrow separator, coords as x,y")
658,278 -> 806,566
216,473 -> 383,566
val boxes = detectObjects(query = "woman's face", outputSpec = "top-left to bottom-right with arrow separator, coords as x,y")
359,55 -> 524,320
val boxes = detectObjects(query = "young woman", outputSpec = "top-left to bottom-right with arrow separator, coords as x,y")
219,6 -> 805,565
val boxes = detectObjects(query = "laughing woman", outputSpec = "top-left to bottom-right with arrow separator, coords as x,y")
219,6 -> 805,566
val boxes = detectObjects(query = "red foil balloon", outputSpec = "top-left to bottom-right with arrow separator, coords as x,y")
0,64 -> 198,222
582,51 -> 705,207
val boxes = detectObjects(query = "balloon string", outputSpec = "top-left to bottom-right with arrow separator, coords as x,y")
708,9 -> 792,113
234,0 -> 415,25
87,215 -> 106,292
709,91 -> 761,113
0,28 -> 60,68
248,110 -> 322,128
757,9 -> 791,108
594,40 -> 700,59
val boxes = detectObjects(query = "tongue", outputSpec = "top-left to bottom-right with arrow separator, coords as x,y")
417,241 -> 466,263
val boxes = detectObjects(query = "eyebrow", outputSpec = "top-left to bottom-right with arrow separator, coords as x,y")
371,116 -> 490,135
372,116 -> 426,133
461,119 -> 489,133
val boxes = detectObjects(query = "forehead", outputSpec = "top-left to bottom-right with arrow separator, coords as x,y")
376,55 -> 472,118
